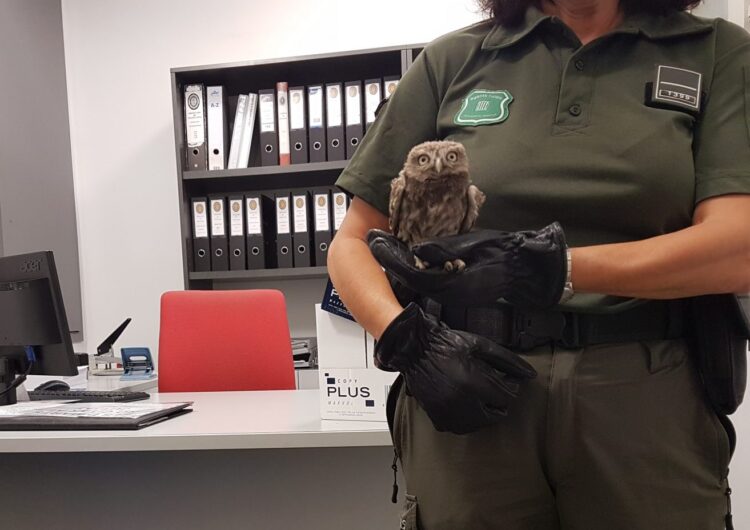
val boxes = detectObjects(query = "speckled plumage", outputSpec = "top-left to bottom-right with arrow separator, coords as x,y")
389,140 -> 485,270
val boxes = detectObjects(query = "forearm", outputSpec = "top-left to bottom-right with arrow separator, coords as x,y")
572,205 -> 750,298
328,234 -> 403,340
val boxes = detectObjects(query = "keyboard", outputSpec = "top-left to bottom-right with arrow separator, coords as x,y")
28,390 -> 151,403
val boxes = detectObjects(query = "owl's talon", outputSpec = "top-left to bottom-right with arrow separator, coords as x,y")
414,256 -> 430,270
453,259 -> 466,272
443,261 -> 454,272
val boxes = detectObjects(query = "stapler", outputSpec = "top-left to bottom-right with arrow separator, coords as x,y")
88,318 -> 131,376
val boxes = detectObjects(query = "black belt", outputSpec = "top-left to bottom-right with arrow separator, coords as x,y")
432,299 -> 688,351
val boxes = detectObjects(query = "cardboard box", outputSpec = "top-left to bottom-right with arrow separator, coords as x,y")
315,303 -> 367,368
319,367 -> 399,421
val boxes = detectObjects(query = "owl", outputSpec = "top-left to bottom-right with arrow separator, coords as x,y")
389,140 -> 485,271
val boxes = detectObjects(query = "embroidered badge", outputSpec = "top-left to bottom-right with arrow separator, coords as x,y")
454,89 -> 513,126
646,65 -> 703,114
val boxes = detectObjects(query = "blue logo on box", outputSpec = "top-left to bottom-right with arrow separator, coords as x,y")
365,400 -> 375,407
327,377 -> 336,385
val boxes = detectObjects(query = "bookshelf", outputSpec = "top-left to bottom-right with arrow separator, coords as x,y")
170,44 -> 423,290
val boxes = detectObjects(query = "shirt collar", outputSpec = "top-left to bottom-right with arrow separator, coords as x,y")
481,6 -> 714,51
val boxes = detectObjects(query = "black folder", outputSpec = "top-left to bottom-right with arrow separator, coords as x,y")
245,193 -> 273,270
308,85 -> 327,163
292,191 -> 312,267
191,197 -> 211,272
184,84 -> 208,170
0,402 -> 192,431
331,188 -> 349,236
364,78 -> 382,133
275,191 -> 294,268
228,195 -> 246,270
209,196 -> 229,271
259,89 -> 278,166
312,188 -> 332,266
344,81 -> 363,159
289,86 -> 308,164
325,83 -> 345,161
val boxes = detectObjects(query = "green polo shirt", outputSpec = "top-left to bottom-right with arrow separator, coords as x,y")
336,7 -> 750,312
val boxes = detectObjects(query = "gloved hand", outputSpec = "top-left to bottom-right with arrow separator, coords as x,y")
368,222 -> 568,308
375,302 -> 537,434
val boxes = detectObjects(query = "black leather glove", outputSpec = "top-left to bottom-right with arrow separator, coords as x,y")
368,223 -> 568,308
375,302 -> 537,434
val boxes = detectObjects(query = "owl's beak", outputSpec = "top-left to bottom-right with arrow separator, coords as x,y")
434,158 -> 442,173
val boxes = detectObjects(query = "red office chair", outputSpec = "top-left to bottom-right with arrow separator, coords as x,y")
158,290 -> 296,392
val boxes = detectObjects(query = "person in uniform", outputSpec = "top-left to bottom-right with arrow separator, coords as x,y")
328,0 -> 750,528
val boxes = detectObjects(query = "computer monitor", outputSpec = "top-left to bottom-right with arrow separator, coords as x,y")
0,251 -> 77,405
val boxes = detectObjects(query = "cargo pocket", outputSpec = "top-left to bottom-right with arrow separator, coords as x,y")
399,494 -> 419,530
707,407 -> 732,483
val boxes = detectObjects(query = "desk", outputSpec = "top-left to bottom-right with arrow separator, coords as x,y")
0,390 -> 402,529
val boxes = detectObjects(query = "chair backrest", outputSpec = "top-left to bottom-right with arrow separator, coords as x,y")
158,290 -> 296,392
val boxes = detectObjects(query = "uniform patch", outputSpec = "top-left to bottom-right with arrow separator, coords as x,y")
454,89 -> 513,126
646,65 -> 703,114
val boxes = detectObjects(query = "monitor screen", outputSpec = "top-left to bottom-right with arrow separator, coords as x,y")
0,251 -> 77,377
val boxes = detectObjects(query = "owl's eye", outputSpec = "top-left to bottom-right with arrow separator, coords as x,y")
446,151 -> 458,163
418,155 -> 430,165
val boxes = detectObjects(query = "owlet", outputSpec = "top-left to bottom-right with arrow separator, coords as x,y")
389,140 -> 485,271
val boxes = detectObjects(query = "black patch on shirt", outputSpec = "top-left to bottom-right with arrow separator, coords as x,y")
645,65 -> 703,116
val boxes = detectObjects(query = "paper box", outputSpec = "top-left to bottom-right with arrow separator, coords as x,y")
319,368 -> 399,421
315,303 -> 367,368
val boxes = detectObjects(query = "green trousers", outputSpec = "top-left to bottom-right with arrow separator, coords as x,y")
393,338 -> 734,529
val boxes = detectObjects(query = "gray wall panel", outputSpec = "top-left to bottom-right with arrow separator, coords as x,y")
0,0 -> 83,339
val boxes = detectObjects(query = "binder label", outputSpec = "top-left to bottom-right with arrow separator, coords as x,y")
260,93 -> 276,133
327,85 -> 342,127
193,201 -> 208,238
210,199 -> 225,237
309,86 -> 324,129
293,195 -> 308,233
289,88 -> 305,130
246,197 -> 262,235
315,193 -> 330,232
276,197 -> 290,234
345,84 -> 361,126
185,85 -> 205,147
384,79 -> 399,98
229,199 -> 244,236
333,193 -> 348,230
365,81 -> 381,124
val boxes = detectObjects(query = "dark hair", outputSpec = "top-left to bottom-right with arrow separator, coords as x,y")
478,0 -> 703,27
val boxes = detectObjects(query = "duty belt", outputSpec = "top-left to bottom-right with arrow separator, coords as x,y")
431,299 -> 688,351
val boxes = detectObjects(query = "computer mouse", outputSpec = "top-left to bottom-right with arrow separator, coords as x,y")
35,380 -> 70,392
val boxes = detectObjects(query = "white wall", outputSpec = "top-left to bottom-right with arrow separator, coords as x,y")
61,0 -> 750,524
60,0 -> 482,354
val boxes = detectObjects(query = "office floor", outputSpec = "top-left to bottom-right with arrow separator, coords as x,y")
2,446 -> 401,529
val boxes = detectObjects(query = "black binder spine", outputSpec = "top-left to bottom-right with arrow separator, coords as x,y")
209,196 -> 229,271
289,86 -> 308,164
228,195 -> 246,270
331,188 -> 349,236
292,191 -> 312,267
275,191 -> 294,268
191,197 -> 210,272
245,193 -> 272,270
308,85 -> 327,163
313,188 -> 332,266
325,83 -> 345,161
259,89 -> 278,166
184,84 -> 207,170
364,78 -> 382,133
344,81 -> 363,159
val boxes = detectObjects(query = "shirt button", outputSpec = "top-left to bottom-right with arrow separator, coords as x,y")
569,104 -> 582,116
575,59 -> 585,71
